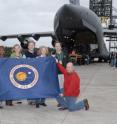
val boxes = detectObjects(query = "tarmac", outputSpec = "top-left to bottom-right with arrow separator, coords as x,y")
0,63 -> 117,124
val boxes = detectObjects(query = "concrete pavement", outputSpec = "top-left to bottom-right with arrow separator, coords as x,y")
0,63 -> 117,124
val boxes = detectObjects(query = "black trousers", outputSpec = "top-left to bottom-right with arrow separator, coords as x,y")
6,100 -> 12,105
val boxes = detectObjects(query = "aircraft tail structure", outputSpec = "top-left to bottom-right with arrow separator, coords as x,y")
69,0 -> 80,5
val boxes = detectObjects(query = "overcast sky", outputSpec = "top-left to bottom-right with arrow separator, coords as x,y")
0,0 -> 116,47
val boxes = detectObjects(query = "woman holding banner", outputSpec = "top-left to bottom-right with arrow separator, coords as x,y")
0,46 -> 5,109
6,44 -> 24,106
35,46 -> 49,108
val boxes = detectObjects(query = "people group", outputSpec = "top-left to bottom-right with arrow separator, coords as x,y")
0,40 -> 89,112
69,50 -> 90,65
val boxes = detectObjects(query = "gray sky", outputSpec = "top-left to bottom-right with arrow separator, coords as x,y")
0,0 -> 116,47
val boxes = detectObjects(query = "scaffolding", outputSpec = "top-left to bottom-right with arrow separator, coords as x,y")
89,0 -> 117,53
89,0 -> 112,17
89,0 -> 112,25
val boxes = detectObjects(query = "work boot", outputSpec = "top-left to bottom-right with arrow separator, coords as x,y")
83,99 -> 89,110
57,103 -> 61,107
17,101 -> 22,104
58,107 -> 67,111
40,103 -> 47,107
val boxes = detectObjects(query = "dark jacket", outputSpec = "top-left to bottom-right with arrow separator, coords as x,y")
55,51 -> 69,74
24,51 -> 37,58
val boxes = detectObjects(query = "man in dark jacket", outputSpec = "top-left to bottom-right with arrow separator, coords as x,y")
54,41 -> 70,106
54,41 -> 69,68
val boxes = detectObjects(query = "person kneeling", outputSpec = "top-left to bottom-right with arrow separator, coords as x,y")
56,61 -> 89,111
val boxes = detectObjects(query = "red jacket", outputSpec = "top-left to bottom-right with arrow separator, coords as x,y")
57,63 -> 80,97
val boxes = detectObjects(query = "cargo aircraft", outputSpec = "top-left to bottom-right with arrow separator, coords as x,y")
0,0 -> 109,61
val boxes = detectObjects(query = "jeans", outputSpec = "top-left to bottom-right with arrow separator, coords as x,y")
111,59 -> 115,67
57,96 -> 85,111
85,59 -> 90,65
56,88 -> 64,104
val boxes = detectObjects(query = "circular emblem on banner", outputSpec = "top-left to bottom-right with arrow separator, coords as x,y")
9,64 -> 39,89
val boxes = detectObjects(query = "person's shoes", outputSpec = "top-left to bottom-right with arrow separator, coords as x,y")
40,103 -> 47,107
6,103 -> 14,106
28,101 -> 36,105
17,101 -> 22,104
58,107 -> 67,111
36,103 -> 40,108
57,103 -> 61,107
9,103 -> 14,106
0,106 -> 3,109
83,99 -> 89,110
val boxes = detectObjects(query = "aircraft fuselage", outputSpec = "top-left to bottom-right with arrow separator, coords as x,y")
54,4 -> 108,58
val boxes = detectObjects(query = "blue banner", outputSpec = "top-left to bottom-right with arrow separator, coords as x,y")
0,57 -> 60,100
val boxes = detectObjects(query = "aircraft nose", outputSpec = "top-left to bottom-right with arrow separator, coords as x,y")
58,4 -> 82,29
60,4 -> 74,17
